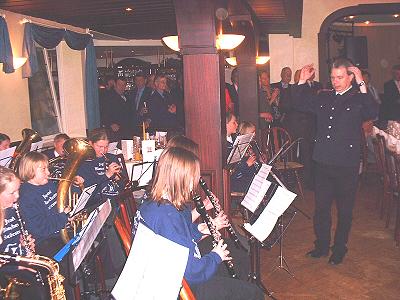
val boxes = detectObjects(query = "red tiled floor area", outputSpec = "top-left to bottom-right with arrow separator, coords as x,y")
236,172 -> 400,299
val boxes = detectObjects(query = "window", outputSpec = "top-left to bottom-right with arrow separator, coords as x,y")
28,46 -> 62,137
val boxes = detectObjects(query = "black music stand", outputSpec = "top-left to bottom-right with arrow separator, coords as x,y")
227,133 -> 255,167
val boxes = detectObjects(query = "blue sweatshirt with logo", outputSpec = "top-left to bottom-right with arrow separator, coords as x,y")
18,181 -> 68,243
76,153 -> 122,199
133,200 -> 222,286
0,207 -> 25,256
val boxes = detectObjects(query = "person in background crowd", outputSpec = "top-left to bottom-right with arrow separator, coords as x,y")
130,73 -> 153,129
226,68 -> 239,117
382,64 -> 400,121
258,71 -> 276,129
0,133 -> 11,151
102,77 -> 138,140
362,70 -> 381,105
146,74 -> 156,90
293,59 -> 378,265
147,74 -> 180,131
42,133 -> 70,160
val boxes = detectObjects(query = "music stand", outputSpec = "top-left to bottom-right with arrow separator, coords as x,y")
227,133 -> 255,166
0,146 -> 16,167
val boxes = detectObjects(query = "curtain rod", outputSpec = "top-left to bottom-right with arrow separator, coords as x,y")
21,17 -> 92,36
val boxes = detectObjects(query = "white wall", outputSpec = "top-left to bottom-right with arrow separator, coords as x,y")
269,0 -> 400,83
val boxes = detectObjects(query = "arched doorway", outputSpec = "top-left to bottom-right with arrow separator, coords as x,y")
318,3 -> 400,85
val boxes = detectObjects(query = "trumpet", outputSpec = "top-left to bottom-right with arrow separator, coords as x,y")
102,153 -> 136,191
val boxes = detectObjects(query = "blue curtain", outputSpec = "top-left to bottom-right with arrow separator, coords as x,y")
22,23 -> 100,129
0,17 -> 14,73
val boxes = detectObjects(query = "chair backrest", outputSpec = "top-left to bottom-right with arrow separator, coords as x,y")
375,135 -> 388,175
261,127 -> 294,162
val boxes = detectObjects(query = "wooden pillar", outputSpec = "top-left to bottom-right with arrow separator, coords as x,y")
235,23 -> 258,130
174,0 -> 226,200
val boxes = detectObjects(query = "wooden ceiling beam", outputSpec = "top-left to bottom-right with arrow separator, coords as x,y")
282,0 -> 303,38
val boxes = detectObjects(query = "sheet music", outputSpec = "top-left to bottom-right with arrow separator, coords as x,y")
241,164 -> 272,213
108,142 -> 119,154
129,162 -> 154,187
112,223 -> 189,300
243,186 -> 297,242
30,141 -> 44,152
72,200 -> 112,271
69,184 -> 97,217
227,133 -> 254,165
0,146 -> 16,167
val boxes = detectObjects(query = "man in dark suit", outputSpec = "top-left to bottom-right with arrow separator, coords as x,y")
382,64 -> 400,121
293,59 -> 378,265
42,133 -> 70,160
271,67 -> 293,129
147,74 -> 180,131
129,73 -> 152,125
226,67 -> 239,116
103,77 -> 137,140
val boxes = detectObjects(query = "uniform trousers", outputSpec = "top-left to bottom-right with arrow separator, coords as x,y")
313,162 -> 359,253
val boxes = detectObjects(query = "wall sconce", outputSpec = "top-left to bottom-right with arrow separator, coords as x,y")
13,57 -> 27,69
162,34 -> 245,52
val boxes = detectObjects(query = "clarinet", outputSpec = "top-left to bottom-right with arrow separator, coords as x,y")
13,203 -> 45,285
192,194 -> 237,279
199,177 -> 243,249
13,203 -> 35,256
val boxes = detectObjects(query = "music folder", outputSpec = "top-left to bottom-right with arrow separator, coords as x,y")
112,223 -> 189,300
129,161 -> 156,188
69,184 -> 97,217
227,133 -> 254,166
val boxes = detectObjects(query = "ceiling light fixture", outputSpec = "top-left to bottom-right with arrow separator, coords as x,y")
125,7 -> 133,12
162,34 -> 245,52
225,55 -> 270,66
364,21 -> 370,24
349,16 -> 355,19
394,14 -> 399,18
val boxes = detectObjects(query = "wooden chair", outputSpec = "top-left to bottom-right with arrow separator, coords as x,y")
373,135 -> 391,219
260,127 -> 304,200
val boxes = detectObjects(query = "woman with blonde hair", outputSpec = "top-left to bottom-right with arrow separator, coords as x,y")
132,147 -> 263,300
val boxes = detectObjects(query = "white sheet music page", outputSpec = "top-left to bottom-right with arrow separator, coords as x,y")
227,133 -> 254,165
69,184 -> 97,217
30,141 -> 44,152
241,164 -> 272,213
130,162 -> 154,187
72,200 -> 111,271
243,186 -> 297,242
112,223 -> 189,300
0,146 -> 16,167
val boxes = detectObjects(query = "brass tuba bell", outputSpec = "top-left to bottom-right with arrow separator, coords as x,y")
9,128 -> 42,171
56,138 -> 95,243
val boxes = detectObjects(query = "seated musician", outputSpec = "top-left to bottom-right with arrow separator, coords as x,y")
226,114 -> 257,193
166,135 -> 250,278
132,147 -> 263,300
0,133 -> 11,150
17,153 -> 75,299
42,133 -> 70,160
74,128 -> 123,203
0,166 -> 47,300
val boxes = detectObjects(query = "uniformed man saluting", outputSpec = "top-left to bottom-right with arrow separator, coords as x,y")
292,59 -> 378,265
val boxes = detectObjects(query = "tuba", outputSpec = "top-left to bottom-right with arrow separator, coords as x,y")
0,253 -> 66,300
56,138 -> 95,243
9,128 -> 42,171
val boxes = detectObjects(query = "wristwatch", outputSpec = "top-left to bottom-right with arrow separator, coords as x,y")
358,81 -> 365,87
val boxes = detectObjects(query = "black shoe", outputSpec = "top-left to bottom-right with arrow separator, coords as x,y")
306,248 -> 329,258
328,251 -> 347,265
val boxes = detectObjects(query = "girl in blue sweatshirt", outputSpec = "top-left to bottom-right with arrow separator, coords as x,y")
0,166 -> 47,300
17,152 -> 75,299
75,128 -> 123,202
133,147 -> 263,300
